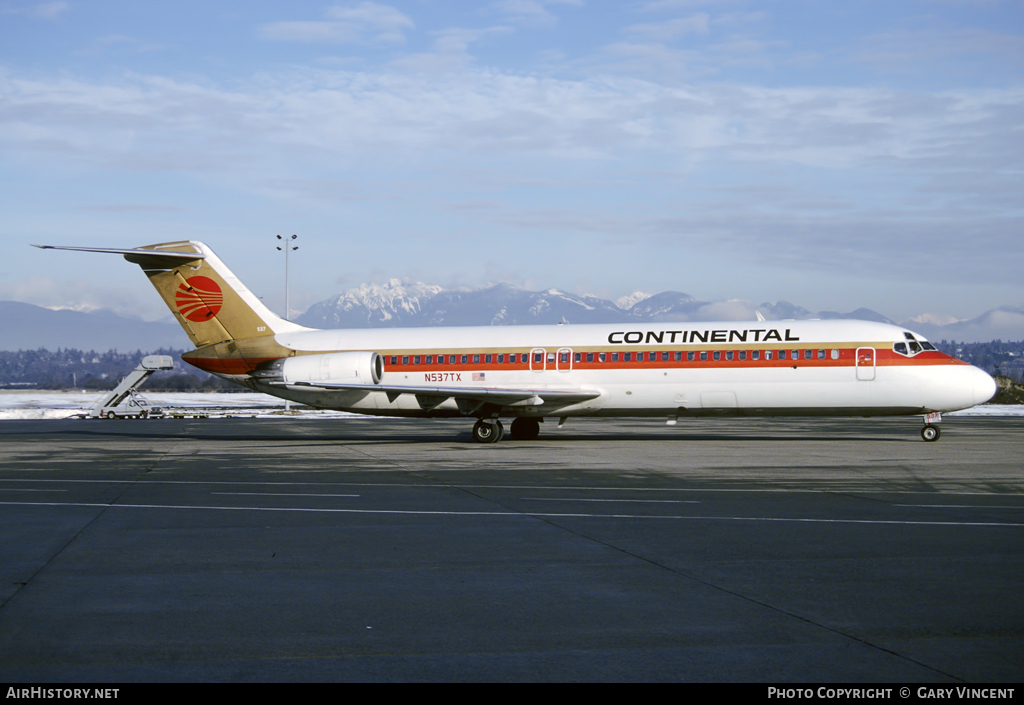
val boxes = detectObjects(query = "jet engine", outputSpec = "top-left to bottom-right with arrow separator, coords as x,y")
254,351 -> 384,386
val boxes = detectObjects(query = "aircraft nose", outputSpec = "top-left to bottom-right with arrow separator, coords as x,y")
972,367 -> 998,406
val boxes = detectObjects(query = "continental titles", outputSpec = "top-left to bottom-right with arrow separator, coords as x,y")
608,328 -> 800,345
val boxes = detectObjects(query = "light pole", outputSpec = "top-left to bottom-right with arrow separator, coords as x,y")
276,234 -> 298,320
276,234 -> 298,413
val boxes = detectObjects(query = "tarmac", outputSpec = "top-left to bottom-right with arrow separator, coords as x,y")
1,415 -> 1022,682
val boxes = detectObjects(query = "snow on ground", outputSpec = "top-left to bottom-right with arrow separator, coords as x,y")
0,391 -> 357,420
0,390 -> 1021,420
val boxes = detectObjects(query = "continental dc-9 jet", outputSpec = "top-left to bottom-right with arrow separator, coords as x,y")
37,241 -> 996,443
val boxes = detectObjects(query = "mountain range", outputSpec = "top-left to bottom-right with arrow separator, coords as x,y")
2,281 -> 1022,352
294,279 -> 1024,343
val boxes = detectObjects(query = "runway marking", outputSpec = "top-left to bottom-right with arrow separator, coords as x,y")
0,488 -> 66,493
896,504 -> 1024,509
3,501 -> 1024,527
3,479 -> 1022,497
210,492 -> 360,498
521,497 -> 700,504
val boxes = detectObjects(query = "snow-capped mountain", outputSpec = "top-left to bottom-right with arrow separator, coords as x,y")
295,280 -> 903,331
298,281 -> 632,328
898,306 -> 1024,343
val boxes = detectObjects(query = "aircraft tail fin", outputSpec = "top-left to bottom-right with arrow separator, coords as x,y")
35,241 -> 306,349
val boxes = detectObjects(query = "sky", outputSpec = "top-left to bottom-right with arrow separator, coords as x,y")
1,0 -> 1022,325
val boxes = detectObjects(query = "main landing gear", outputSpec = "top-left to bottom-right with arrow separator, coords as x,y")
472,419 -> 504,444
472,418 -> 542,443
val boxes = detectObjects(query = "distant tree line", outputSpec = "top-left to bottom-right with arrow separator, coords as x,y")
0,349 -> 238,391
934,340 -> 1024,381
1,341 -> 1021,390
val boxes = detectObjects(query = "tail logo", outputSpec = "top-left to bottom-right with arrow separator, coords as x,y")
175,276 -> 223,322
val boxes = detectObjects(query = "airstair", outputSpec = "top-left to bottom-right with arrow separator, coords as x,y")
90,355 -> 174,419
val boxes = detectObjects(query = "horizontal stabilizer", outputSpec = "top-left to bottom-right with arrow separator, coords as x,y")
33,244 -> 204,269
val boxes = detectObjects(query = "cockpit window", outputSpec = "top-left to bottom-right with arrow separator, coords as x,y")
894,338 -> 936,356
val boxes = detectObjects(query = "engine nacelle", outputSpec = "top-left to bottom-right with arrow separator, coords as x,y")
267,351 -> 384,386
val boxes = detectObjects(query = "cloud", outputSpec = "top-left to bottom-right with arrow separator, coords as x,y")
259,2 -> 414,44
2,64 -> 1022,294
0,2 -> 68,20
488,0 -> 583,28
624,13 -> 711,42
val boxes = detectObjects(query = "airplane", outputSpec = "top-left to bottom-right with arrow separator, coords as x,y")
36,240 -> 997,443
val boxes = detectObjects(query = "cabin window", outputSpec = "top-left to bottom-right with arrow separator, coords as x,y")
587,353 -> 594,362
599,353 -> 606,362
817,349 -> 825,360
413,355 -> 421,365
637,352 -> 645,362
390,356 -> 397,366
687,351 -> 695,362
402,356 -> 409,365
751,350 -> 759,361
534,352 -> 543,364
792,350 -> 799,359
611,352 -> 619,362
509,354 -> 517,363
725,351 -> 733,361
574,352 -> 581,363
804,350 -> 813,360
624,352 -> 632,362
560,351 -> 569,363
831,349 -> 839,360
485,354 -> 492,364
461,355 -> 468,364
662,351 -> 670,361
700,351 -> 708,361
739,351 -> 746,361
497,354 -> 504,363
425,355 -> 432,365
438,355 -> 445,365
470,354 -> 478,364
713,351 -> 721,361
675,351 -> 682,361
778,350 -> 786,360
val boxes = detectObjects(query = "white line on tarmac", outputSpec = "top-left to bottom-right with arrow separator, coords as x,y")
3,478 -> 1022,497
210,492 -> 360,498
2,501 -> 1024,527
520,497 -> 700,504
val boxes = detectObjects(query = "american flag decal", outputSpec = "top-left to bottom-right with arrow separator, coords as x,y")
473,372 -> 486,382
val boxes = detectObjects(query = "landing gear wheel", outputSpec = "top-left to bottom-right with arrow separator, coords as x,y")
510,418 -> 541,440
472,419 -> 504,444
922,424 -> 941,442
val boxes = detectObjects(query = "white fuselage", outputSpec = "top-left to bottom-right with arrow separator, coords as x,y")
243,318 -> 996,419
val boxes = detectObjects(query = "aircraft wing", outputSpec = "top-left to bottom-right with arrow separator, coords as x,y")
277,380 -> 601,414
